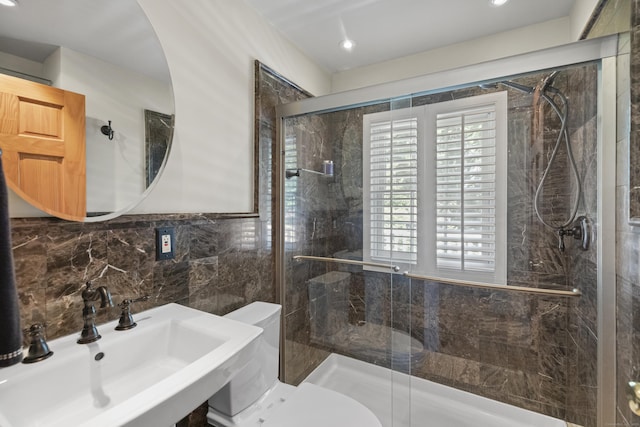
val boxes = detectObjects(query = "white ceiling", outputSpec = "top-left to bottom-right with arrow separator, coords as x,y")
0,0 -> 578,82
244,0 -> 578,73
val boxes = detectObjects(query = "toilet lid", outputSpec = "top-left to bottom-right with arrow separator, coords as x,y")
261,383 -> 382,427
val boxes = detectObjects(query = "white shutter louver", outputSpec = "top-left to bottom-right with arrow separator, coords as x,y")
435,105 -> 497,272
284,134 -> 298,246
368,116 -> 418,263
363,92 -> 506,284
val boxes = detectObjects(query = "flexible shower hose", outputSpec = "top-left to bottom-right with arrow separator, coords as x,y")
532,85 -> 583,232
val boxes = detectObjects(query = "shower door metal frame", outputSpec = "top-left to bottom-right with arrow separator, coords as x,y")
598,54 -> 617,427
275,34 -> 619,426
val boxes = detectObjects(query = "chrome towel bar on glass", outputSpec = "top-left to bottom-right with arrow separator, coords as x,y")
292,255 -> 400,272
292,255 -> 581,297
402,273 -> 581,297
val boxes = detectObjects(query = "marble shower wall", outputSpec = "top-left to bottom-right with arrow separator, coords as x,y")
282,63 -> 599,426
617,2 -> 640,425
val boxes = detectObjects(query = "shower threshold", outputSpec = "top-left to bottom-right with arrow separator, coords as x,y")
301,353 -> 570,427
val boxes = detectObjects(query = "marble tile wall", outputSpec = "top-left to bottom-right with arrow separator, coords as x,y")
10,213 -> 274,341
9,213 -> 273,427
282,63 -> 600,426
629,0 -> 640,220
617,3 -> 640,426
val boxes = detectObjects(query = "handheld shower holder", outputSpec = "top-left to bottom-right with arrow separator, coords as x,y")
285,161 -> 334,179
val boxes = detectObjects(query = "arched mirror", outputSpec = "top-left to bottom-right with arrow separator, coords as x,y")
0,0 -> 174,222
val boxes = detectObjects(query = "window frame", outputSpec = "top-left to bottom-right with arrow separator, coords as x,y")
363,106 -> 422,271
363,92 -> 507,285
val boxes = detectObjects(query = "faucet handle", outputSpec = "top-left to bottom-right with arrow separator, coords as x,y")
22,323 -> 53,364
118,295 -> 150,309
115,295 -> 149,331
22,322 -> 45,335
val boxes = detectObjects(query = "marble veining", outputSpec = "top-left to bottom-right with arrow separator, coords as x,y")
10,215 -> 275,341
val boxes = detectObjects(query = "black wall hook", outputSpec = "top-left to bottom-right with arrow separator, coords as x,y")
101,120 -> 114,140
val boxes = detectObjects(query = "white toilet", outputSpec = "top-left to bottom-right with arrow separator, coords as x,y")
207,302 -> 382,427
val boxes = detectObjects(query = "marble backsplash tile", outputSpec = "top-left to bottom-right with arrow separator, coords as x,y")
10,214 -> 275,341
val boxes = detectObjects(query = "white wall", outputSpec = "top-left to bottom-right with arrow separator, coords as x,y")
331,17 -> 574,93
134,0 -> 331,214
571,0 -> 602,40
331,2 -> 604,94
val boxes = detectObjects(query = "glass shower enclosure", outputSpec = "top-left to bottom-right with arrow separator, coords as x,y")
274,35 -> 618,427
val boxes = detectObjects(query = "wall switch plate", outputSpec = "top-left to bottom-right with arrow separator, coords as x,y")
155,227 -> 175,260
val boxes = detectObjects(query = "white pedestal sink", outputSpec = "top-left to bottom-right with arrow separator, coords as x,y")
0,303 -> 262,427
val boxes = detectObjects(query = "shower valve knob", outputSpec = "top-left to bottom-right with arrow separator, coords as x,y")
558,227 -> 579,252
556,216 -> 590,253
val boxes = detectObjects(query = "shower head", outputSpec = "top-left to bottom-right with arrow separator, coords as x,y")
479,82 -> 499,90
479,80 -> 534,94
499,81 -> 535,94
540,71 -> 559,91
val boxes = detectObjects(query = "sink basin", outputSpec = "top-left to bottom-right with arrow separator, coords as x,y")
0,303 -> 262,427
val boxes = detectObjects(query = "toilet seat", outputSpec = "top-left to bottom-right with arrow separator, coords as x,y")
260,383 -> 382,427
208,382 -> 382,427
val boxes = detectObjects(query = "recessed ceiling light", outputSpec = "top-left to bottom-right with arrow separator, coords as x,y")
489,0 -> 509,6
340,39 -> 355,51
0,0 -> 17,6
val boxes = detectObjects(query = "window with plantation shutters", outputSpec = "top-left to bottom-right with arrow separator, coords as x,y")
364,92 -> 507,285
363,110 -> 419,264
283,133 -> 299,248
435,104 -> 498,273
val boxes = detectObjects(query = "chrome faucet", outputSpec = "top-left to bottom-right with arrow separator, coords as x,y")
77,282 -> 113,344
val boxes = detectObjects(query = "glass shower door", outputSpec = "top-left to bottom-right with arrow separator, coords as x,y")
278,100 -> 417,427
275,39 -> 613,427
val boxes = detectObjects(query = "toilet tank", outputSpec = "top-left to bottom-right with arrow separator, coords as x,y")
208,302 -> 282,417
